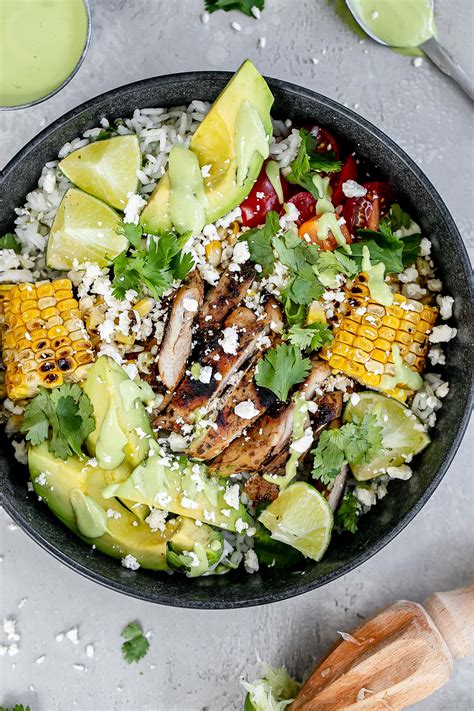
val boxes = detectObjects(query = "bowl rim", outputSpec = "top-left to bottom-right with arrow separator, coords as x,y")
1,71 -> 473,608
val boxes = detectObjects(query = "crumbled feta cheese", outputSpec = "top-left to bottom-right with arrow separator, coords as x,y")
290,427 -> 314,454
231,21 -> 241,31
124,192 -> 146,225
223,483 -> 240,511
121,554 -> 140,570
199,365 -> 213,384
183,297 -> 199,312
232,240 -> 250,264
201,164 -> 212,178
429,325 -> 457,343
436,294 -> 454,320
235,518 -> 249,534
428,346 -> 446,366
386,465 -> 413,480
350,392 -> 361,406
354,487 -> 376,508
66,627 -> 80,645
86,644 -> 95,658
342,180 -> 367,198
284,202 -> 300,223
106,508 -> 122,520
402,283 -> 427,299
413,57 -> 423,68
251,5 -> 261,18
181,496 -> 199,510
419,238 -> 432,257
427,278 -> 442,292
234,400 -> 260,420
258,36 -> 267,49
168,433 -> 188,452
218,326 -> 239,355
145,509 -> 167,532
244,549 -> 259,574
398,266 -> 418,283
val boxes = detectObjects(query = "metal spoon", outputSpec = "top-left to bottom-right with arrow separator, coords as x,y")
346,0 -> 474,101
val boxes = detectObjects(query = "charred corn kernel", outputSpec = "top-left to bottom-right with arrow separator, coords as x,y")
86,308 -> 105,330
133,297 -> 154,317
307,300 -> 327,325
115,332 -> 136,345
3,279 -> 94,400
205,240 -> 222,267
321,274 -> 438,402
0,284 -> 14,315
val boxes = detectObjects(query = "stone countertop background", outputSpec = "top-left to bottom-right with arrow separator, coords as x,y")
1,1 -> 473,709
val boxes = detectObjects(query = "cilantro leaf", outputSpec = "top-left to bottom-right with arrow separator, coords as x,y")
388,203 -> 412,232
0,232 -> 21,253
281,295 -> 307,327
255,344 -> 311,401
121,621 -> 150,664
205,0 -> 264,15
400,233 -> 422,266
112,230 -> 194,300
334,492 -> 360,534
239,211 -> 279,275
351,221 -> 404,274
1,705 -> 31,711
20,384 -> 95,461
316,250 -> 359,286
287,322 -> 333,351
287,129 -> 341,197
312,414 -> 383,485
122,223 -> 143,249
273,230 -> 324,306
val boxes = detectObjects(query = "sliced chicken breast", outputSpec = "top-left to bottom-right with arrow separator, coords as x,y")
197,262 -> 256,331
158,270 -> 204,391
209,358 -> 331,476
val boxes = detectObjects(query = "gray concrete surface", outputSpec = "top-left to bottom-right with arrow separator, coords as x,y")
1,1 -> 473,709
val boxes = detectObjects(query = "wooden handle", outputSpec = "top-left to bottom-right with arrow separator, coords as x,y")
291,600 -> 454,710
423,584 -> 474,659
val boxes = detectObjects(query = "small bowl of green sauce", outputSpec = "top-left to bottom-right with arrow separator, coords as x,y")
0,0 -> 91,110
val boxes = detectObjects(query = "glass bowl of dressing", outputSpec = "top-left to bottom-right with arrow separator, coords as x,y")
0,0 -> 91,110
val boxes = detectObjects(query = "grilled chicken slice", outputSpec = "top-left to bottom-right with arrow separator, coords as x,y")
244,474 -> 279,505
209,358 -> 331,476
312,391 -> 344,434
158,270 -> 204,391
156,305 -> 272,430
197,262 -> 256,331
327,464 -> 348,512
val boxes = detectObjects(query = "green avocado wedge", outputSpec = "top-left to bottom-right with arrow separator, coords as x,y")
139,59 -> 274,234
29,444 -> 224,573
102,440 -> 252,533
83,355 -> 154,471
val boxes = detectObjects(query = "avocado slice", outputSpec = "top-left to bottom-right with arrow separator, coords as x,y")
102,440 -> 252,533
139,60 -> 274,233
29,444 -> 224,573
166,517 -> 224,577
83,356 -> 154,471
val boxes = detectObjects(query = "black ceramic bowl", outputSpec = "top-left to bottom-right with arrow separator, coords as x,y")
1,73 -> 472,608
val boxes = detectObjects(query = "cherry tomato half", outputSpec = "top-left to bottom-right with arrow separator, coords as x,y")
240,162 -> 289,228
330,154 -> 358,207
298,216 -> 352,252
342,181 -> 394,234
305,125 -> 341,160
284,191 -> 316,227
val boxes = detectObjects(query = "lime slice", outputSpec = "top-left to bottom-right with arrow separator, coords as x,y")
343,391 -> 430,481
58,135 -> 141,210
47,188 -> 128,269
258,482 -> 333,561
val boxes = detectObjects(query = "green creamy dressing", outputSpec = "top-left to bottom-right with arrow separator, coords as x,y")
318,212 -> 351,253
263,394 -> 310,489
313,174 -> 332,203
362,246 -> 393,306
349,0 -> 436,47
0,0 -> 88,107
235,99 -> 270,186
96,402 -> 128,470
381,345 -> 423,391
265,160 -> 284,203
168,145 -> 207,235
70,488 -> 108,539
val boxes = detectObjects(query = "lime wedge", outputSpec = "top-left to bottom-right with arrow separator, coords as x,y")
343,391 -> 430,481
258,482 -> 333,561
58,135 -> 141,210
46,188 -> 128,269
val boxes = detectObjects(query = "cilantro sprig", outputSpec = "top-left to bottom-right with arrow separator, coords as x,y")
349,216 -> 421,273
255,343 -> 311,402
287,129 -> 341,198
121,622 -> 150,664
287,322 -> 333,352
334,492 -> 360,534
20,384 -> 95,461
0,232 -> 21,253
205,0 -> 264,16
239,211 -> 278,275
112,225 -> 194,300
311,414 -> 383,486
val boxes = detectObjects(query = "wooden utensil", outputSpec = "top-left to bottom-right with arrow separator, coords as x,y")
291,584 -> 474,710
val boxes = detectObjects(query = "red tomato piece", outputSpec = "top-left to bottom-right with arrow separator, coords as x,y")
240,163 -> 289,228
284,191 -> 316,227
362,181 -> 394,216
330,154 -> 358,207
306,125 -> 341,160
342,182 -> 393,234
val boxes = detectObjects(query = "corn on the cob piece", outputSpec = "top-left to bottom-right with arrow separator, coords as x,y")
321,274 -> 438,402
2,279 -> 94,400
0,284 -> 14,317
